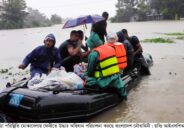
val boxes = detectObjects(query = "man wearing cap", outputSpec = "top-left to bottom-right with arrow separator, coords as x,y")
85,31 -> 127,99
19,34 -> 62,78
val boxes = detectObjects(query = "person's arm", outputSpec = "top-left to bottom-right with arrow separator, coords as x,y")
81,44 -> 88,52
18,47 -> 39,69
134,42 -> 143,56
58,42 -> 67,58
131,36 -> 143,56
80,51 -> 91,58
68,40 -> 82,56
104,21 -> 107,36
125,40 -> 134,54
53,48 -> 63,68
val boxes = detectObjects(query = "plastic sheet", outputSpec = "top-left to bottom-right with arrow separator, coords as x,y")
28,69 -> 84,90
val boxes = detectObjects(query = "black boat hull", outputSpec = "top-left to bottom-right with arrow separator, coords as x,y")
0,53 -> 153,122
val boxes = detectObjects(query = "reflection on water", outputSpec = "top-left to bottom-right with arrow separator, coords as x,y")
0,21 -> 184,122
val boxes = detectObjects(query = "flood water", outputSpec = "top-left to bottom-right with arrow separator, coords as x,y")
0,21 -> 184,122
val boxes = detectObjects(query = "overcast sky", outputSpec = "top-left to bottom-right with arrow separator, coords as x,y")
25,0 -> 117,18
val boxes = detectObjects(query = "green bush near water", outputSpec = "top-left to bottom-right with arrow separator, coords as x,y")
141,38 -> 175,43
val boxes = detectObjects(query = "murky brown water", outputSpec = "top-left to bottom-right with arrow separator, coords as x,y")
89,42 -> 184,123
0,21 -> 184,122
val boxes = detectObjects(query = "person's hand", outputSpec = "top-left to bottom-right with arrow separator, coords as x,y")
88,50 -> 92,54
18,64 -> 26,70
78,39 -> 83,46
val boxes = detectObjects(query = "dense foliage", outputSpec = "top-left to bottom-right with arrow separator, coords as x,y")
0,0 -> 62,29
0,0 -> 27,29
25,7 -> 52,28
111,0 -> 184,22
51,14 -> 62,25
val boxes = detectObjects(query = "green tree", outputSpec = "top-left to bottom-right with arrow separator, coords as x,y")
50,14 -> 62,25
150,0 -> 184,20
113,0 -> 138,22
137,0 -> 149,20
24,7 -> 51,28
112,0 -> 184,22
112,0 -> 149,22
0,0 -> 28,29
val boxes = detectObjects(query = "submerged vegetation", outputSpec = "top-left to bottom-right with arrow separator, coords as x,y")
142,32 -> 184,43
165,32 -> 184,36
0,67 -> 29,76
141,38 -> 175,43
176,36 -> 184,40
165,32 -> 184,40
0,69 -> 9,74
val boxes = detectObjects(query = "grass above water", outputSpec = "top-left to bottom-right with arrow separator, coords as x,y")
165,32 -> 184,40
165,32 -> 184,36
141,38 -> 175,43
176,36 -> 184,40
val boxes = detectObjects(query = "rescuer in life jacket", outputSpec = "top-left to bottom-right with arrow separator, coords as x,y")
106,33 -> 127,74
85,29 -> 127,99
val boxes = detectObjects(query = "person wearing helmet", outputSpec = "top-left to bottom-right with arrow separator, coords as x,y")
18,34 -> 62,78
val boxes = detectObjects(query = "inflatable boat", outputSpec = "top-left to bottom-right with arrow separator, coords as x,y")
0,53 -> 153,122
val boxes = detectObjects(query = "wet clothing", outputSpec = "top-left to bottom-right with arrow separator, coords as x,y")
117,31 -> 134,72
128,36 -> 143,57
22,34 -> 62,78
22,46 -> 62,78
117,31 -> 125,43
44,34 -> 56,45
123,39 -> 134,72
92,20 -> 107,42
59,40 -> 81,72
123,40 -> 134,54
87,32 -> 103,49
59,40 -> 78,58
81,44 -> 89,52
117,31 -> 134,55
126,36 -> 143,70
86,32 -> 127,97
86,51 -> 126,97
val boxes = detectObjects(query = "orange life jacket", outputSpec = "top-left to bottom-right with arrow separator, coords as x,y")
107,42 -> 127,69
93,44 -> 119,78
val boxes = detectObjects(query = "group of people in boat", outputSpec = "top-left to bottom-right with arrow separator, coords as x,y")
18,12 -> 143,99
